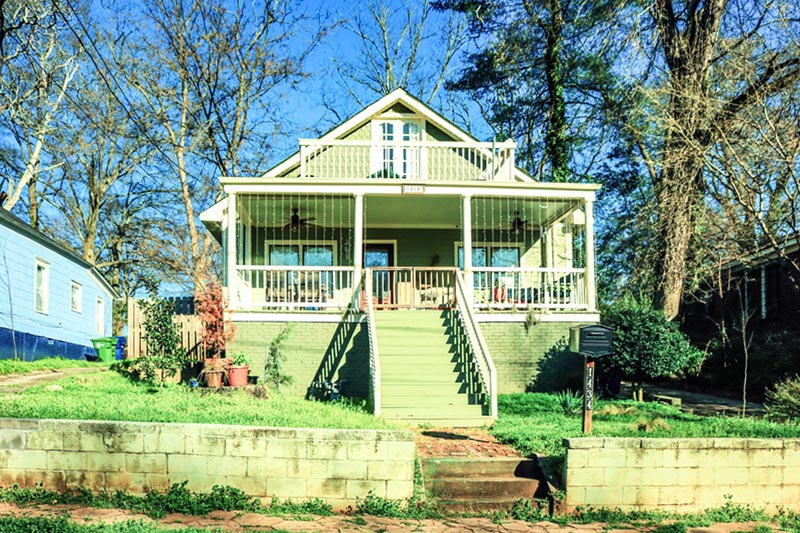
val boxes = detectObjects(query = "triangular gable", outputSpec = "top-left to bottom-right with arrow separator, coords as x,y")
262,88 -> 534,182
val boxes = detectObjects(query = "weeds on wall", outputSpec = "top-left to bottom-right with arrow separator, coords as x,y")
265,325 -> 293,390
0,482 -> 330,520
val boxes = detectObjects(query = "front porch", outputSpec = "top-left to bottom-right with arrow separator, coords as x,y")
220,188 -> 597,317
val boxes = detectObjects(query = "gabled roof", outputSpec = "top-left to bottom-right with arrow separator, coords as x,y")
261,88 -> 534,182
725,235 -> 800,271
0,208 -> 119,299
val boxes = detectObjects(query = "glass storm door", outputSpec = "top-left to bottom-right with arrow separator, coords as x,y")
365,243 -> 394,305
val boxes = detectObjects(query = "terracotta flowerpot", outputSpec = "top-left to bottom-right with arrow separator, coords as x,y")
227,365 -> 249,387
204,370 -> 224,388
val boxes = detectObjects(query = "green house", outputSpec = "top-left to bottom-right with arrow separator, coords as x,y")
201,89 -> 600,426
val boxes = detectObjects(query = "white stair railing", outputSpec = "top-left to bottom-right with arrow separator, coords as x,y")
364,270 -> 381,417
454,271 -> 498,419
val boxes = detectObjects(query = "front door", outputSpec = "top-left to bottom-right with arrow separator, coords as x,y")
365,243 -> 394,306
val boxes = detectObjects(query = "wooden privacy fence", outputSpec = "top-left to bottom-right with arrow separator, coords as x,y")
127,299 -> 208,361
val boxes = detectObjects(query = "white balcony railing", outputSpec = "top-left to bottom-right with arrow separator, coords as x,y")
235,266 -> 356,310
471,267 -> 588,311
298,139 -> 516,182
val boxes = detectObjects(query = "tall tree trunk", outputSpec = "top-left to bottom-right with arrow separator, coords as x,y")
540,0 -> 569,182
651,0 -> 725,319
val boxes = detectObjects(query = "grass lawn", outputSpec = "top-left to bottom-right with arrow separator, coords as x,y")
0,357 -> 102,375
0,369 -> 395,430
491,392 -> 800,458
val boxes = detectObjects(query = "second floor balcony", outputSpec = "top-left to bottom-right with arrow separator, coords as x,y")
297,138 -> 518,182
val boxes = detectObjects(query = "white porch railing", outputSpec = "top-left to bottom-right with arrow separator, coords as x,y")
454,271 -> 498,419
235,266 -> 355,310
367,267 -> 456,310
298,139 -> 516,182
471,267 -> 588,311
233,265 -> 587,312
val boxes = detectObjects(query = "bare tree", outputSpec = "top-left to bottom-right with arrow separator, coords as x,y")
109,0 -> 327,290
321,0 -> 467,124
0,0 -> 78,226
615,0 -> 800,317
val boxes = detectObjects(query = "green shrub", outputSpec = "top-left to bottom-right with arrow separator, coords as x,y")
555,389 -> 582,416
765,375 -> 800,421
602,295 -> 704,400
138,297 -> 187,387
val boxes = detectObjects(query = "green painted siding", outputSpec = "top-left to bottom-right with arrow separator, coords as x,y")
229,321 -> 370,398
481,321 -> 588,393
343,123 -> 372,141
425,123 -> 455,142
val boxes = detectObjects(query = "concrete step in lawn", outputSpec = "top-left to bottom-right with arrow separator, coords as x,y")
421,457 -> 550,513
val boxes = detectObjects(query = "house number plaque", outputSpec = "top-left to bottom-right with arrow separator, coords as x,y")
402,184 -> 425,194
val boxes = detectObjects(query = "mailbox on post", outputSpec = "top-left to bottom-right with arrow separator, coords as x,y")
569,324 -> 614,358
569,324 -> 614,435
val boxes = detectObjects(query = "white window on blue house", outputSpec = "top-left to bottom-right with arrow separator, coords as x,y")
71,281 -> 82,313
34,259 -> 50,314
95,297 -> 104,335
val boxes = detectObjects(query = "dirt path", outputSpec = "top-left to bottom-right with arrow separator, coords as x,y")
618,382 -> 767,417
0,366 -> 104,393
0,502 -> 787,532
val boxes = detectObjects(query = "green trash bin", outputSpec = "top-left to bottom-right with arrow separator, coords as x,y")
91,337 -> 117,363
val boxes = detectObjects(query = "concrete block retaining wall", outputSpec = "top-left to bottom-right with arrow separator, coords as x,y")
564,438 -> 800,512
0,418 -> 415,509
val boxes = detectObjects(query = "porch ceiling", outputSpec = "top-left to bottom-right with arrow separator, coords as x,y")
238,194 -> 579,229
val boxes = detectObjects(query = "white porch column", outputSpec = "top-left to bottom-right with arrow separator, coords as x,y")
585,198 -> 597,312
462,194 -> 473,305
354,193 -> 364,285
226,193 -> 238,310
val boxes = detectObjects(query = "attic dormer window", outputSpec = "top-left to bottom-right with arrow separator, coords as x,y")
371,117 -> 423,179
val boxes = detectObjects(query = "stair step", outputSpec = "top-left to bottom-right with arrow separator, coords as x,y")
381,407 -> 485,418
436,499 -> 547,514
421,458 -> 534,479
378,350 -> 453,359
427,477 -> 540,501
389,418 -> 492,428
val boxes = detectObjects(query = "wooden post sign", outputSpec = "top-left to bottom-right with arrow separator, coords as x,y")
569,324 -> 614,436
583,357 -> 595,434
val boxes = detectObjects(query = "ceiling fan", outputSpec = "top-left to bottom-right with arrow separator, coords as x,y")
284,207 -> 317,231
511,210 -> 529,234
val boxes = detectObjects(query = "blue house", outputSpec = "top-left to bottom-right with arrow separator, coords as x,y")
0,208 -> 117,360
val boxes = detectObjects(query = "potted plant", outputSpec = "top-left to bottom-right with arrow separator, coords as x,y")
201,357 -> 227,388
195,279 -> 236,385
227,352 -> 250,387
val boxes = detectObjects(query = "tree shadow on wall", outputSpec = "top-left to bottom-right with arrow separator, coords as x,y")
526,337 -> 583,392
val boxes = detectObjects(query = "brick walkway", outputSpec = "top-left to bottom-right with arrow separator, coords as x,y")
0,503 -> 786,532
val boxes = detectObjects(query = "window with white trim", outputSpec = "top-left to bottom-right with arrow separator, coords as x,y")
266,241 -> 336,266
70,281 -> 82,313
95,297 -> 104,335
456,244 -> 521,268
371,118 -> 423,179
34,259 -> 49,314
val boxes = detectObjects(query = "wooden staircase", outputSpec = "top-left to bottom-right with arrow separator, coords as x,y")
421,457 -> 550,513
374,310 -> 491,427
